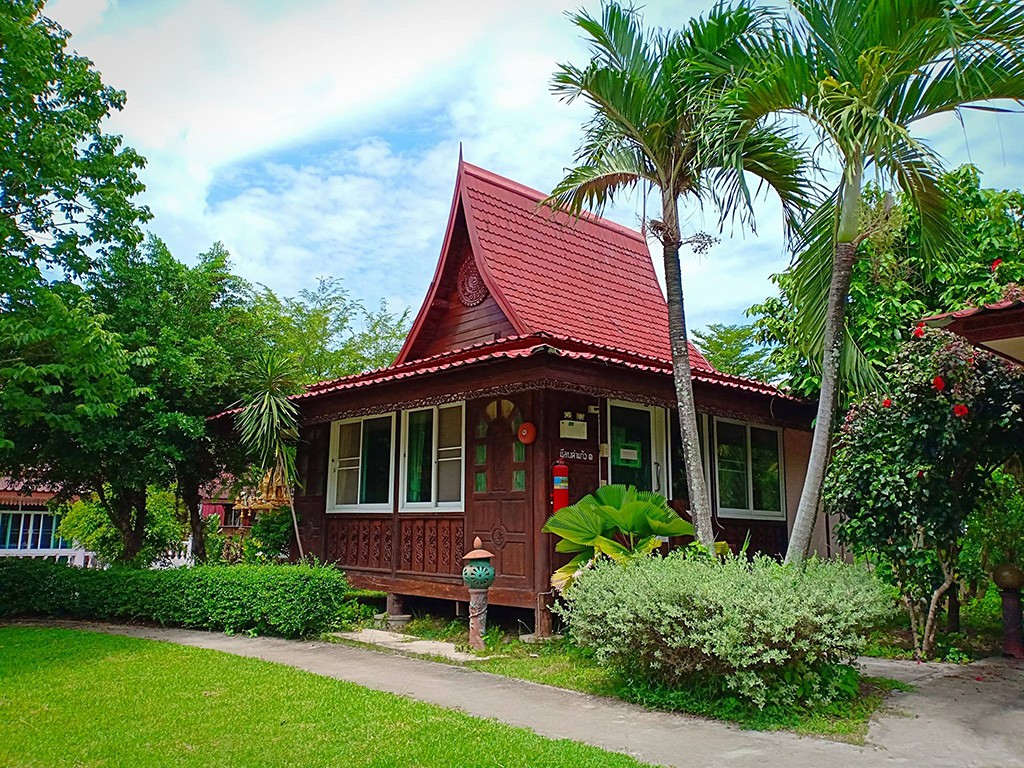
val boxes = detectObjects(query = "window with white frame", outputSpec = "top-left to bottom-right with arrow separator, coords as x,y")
402,403 -> 464,509
714,418 -> 784,519
327,413 -> 395,511
0,510 -> 68,550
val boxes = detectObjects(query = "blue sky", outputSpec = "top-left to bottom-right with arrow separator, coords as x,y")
49,0 -> 1024,332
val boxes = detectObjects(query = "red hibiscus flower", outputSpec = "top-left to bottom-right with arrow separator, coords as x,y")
917,470 -> 925,479
992,258 -> 1003,271
953,404 -> 969,417
913,322 -> 926,338
882,398 -> 892,408
933,376 -> 946,392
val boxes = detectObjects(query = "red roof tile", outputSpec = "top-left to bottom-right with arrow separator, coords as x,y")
294,333 -> 793,403
922,298 -> 1024,324
397,159 -> 711,372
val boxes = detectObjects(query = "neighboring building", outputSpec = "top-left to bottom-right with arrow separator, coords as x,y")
243,159 -> 820,632
0,480 -> 93,566
924,297 -> 1024,365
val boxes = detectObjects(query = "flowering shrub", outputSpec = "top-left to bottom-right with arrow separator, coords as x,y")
826,328 -> 1024,657
557,552 -> 891,709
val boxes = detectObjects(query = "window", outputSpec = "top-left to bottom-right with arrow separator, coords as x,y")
223,505 -> 241,527
0,511 -> 67,550
607,401 -> 667,494
402,403 -> 464,509
669,412 -> 709,501
713,419 -> 784,519
327,414 -> 395,511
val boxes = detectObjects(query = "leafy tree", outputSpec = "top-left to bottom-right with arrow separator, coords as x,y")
547,1 -> 810,549
259,277 -> 409,385
0,0 -> 149,448
752,166 -> 1024,399
733,0 -> 1024,564
58,487 -> 188,567
3,239 -> 273,562
826,329 -> 1024,658
691,323 -> 781,382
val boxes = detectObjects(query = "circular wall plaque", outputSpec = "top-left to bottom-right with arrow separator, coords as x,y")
517,422 -> 537,444
457,258 -> 488,307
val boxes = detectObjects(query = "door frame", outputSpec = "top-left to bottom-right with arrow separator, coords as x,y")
605,399 -> 669,495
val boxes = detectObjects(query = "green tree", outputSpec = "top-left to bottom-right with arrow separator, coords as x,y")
752,166 -> 1024,399
691,322 -> 781,382
734,0 -> 1024,564
260,277 -> 409,385
826,329 -> 1024,658
0,0 -> 149,448
58,487 -> 188,567
2,239 -> 273,562
546,1 -> 810,549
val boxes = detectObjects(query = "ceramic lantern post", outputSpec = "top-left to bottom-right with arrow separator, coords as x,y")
462,536 -> 495,651
992,564 -> 1024,659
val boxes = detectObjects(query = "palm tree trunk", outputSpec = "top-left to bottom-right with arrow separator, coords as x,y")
283,465 -> 305,560
661,194 -> 715,550
786,168 -> 862,565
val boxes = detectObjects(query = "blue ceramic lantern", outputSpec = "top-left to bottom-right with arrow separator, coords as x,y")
462,537 -> 496,589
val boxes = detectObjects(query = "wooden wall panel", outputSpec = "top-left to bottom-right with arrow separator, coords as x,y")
396,515 -> 464,578
324,516 -> 392,573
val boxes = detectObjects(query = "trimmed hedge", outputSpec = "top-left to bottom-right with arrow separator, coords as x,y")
557,552 -> 893,709
0,559 -> 364,638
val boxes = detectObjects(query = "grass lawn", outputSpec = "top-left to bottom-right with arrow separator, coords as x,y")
393,616 -> 910,742
0,626 -> 649,768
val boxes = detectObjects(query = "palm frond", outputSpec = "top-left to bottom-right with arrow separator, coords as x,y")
544,149 -> 651,219
234,350 -> 303,477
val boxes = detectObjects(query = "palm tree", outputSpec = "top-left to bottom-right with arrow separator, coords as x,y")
546,1 -> 812,549
733,0 -> 1024,564
235,350 -> 305,559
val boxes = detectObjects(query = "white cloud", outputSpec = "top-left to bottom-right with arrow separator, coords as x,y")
45,0 -> 1024,334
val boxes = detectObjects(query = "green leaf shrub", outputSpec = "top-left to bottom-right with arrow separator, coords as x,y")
557,553 -> 892,709
0,559 -> 364,638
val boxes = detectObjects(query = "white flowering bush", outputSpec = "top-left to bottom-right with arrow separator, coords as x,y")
556,551 -> 893,708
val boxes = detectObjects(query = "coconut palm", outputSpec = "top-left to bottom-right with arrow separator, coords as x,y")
546,1 -> 812,549
235,350 -> 305,559
731,0 -> 1024,564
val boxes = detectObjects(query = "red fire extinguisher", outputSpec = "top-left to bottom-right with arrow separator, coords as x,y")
552,460 -> 569,513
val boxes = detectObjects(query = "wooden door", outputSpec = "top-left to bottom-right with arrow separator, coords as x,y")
466,397 -> 532,592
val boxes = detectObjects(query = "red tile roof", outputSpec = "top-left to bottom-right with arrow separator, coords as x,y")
922,298 -> 1024,325
296,333 -> 794,403
397,159 -> 711,372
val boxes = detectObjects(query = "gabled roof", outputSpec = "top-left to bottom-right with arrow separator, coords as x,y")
396,158 -> 711,371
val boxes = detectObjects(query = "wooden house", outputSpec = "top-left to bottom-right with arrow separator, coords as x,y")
287,159 -> 823,632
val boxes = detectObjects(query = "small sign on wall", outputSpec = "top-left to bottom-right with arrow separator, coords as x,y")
559,419 -> 588,440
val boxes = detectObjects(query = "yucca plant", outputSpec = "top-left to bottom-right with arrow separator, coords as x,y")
542,484 -> 694,590
234,350 -> 305,559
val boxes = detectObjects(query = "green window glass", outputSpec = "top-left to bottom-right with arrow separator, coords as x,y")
513,441 -> 525,463
475,444 -> 487,465
475,472 -> 487,493
716,421 -> 748,510
405,410 -> 434,504
610,405 -> 653,491
750,427 -> 782,513
360,416 -> 393,504
512,470 -> 526,492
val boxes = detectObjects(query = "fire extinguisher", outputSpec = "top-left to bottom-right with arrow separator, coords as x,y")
552,460 -> 569,513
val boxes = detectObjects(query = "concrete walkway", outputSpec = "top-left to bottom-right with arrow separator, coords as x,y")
14,621 -> 1024,768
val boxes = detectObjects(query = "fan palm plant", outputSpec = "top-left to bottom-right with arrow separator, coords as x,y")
731,0 -> 1024,564
542,484 -> 694,590
546,1 -> 812,549
234,350 -> 305,559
